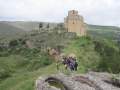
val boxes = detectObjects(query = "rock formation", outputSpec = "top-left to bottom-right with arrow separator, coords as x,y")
36,72 -> 120,90
64,10 -> 86,36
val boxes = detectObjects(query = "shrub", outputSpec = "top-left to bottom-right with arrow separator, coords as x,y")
94,39 -> 120,73
0,69 -> 11,80
27,53 -> 53,71
0,64 -> 11,80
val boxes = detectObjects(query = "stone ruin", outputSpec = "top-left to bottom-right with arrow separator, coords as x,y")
36,72 -> 120,90
64,10 -> 86,36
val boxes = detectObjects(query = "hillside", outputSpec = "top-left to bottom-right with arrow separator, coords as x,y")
87,24 -> 120,40
0,22 -> 26,41
0,21 -> 120,90
0,21 -> 57,32
0,21 -> 120,40
0,36 -> 120,90
0,22 -> 25,34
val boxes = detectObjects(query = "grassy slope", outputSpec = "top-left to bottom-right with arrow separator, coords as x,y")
63,37 -> 101,72
1,21 -> 120,41
0,21 -> 57,31
0,37 -> 94,90
0,55 -> 57,90
1,21 -> 120,38
0,55 -> 86,90
0,64 -> 57,90
0,22 -> 120,90
0,36 -> 120,90
0,22 -> 24,34
87,24 -> 120,40
63,37 -> 120,73
0,22 -> 26,42
0,56 -> 72,90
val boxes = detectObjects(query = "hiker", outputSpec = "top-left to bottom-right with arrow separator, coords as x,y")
67,57 -> 72,70
61,53 -> 78,71
68,55 -> 78,71
62,57 -> 69,70
68,57 -> 75,71
73,58 -> 78,71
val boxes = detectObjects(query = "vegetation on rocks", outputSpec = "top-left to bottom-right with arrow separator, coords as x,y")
63,36 -> 120,73
0,22 -> 120,90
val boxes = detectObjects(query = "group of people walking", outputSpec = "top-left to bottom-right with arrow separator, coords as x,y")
62,56 -> 78,71
47,47 -> 78,71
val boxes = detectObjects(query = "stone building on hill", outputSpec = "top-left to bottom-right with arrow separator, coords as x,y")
64,10 -> 86,36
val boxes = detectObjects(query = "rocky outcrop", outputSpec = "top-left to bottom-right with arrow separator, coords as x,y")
36,72 -> 120,90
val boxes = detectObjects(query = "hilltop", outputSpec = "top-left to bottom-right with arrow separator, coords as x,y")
0,21 -> 120,90
0,36 -> 120,90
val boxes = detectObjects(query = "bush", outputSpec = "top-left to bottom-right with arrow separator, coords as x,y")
9,40 -> 18,47
94,39 -> 120,73
0,69 -> 11,80
0,51 -> 9,57
0,64 -> 11,80
27,53 -> 53,70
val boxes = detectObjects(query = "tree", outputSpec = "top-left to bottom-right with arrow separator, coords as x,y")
9,40 -> 18,47
39,22 -> 43,31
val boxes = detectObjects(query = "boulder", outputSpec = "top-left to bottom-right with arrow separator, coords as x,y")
36,72 -> 120,90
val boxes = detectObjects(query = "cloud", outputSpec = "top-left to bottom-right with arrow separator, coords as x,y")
0,0 -> 120,26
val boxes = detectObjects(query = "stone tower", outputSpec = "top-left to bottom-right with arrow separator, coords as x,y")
64,10 -> 86,36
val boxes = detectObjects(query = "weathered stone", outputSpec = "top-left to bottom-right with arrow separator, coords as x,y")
36,72 -> 120,90
64,10 -> 86,36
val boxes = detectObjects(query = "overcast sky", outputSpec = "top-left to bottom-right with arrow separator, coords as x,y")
0,0 -> 120,26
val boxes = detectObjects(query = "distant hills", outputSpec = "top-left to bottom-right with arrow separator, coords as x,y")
0,21 -> 120,40
0,21 -> 57,32
0,22 -> 25,34
87,24 -> 120,40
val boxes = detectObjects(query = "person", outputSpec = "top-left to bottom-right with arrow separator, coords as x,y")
56,60 -> 60,70
62,56 -> 72,70
62,57 -> 68,70
62,54 -> 78,71
68,56 -> 78,71
67,57 -> 74,71
74,58 -> 78,71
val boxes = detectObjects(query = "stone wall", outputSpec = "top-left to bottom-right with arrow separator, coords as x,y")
64,10 -> 86,36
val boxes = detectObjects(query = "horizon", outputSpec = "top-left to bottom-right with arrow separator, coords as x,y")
0,21 -> 119,28
0,0 -> 120,27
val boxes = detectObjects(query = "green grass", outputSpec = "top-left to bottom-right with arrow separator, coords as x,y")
0,22 -> 120,90
0,37 -> 120,90
0,64 -> 58,90
87,25 -> 120,40
0,53 -> 85,90
63,36 -> 101,72
63,36 -> 120,73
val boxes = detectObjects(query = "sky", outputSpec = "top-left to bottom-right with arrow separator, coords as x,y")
0,0 -> 120,26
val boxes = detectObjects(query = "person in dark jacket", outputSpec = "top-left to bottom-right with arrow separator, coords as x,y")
69,57 -> 78,71
74,58 -> 78,71
62,57 -> 69,69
